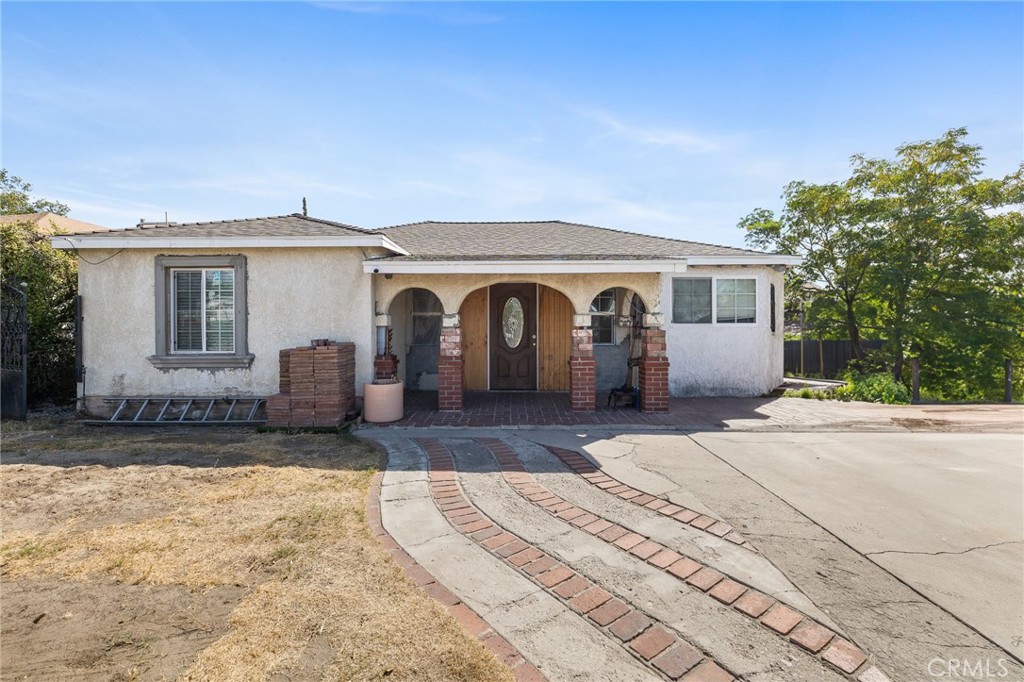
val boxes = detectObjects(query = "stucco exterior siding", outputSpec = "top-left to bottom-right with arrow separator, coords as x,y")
661,266 -> 785,397
78,247 -> 377,406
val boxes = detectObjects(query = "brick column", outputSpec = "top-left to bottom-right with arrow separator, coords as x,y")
569,315 -> 596,412
639,321 -> 669,413
374,354 -> 398,382
438,313 -> 463,412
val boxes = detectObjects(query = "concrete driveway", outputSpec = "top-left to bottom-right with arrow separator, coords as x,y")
365,415 -> 1023,681
686,432 -> 1023,657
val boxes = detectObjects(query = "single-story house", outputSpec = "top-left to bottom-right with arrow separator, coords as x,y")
53,214 -> 800,416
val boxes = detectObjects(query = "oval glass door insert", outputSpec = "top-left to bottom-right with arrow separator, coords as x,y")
502,297 -> 525,348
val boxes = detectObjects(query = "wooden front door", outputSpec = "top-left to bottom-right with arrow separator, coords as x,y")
490,283 -> 537,390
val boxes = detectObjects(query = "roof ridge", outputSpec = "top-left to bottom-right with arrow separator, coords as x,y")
285,213 -> 369,232
375,219 -> 568,232
375,219 -> 765,254
120,214 -> 365,233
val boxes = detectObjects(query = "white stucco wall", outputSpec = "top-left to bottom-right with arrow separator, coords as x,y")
78,247 -> 379,406
661,266 -> 785,397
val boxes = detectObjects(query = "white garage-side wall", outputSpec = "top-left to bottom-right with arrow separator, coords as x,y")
661,266 -> 785,397
78,247 -> 375,412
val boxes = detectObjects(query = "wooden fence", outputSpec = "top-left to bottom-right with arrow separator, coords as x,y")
784,339 -> 884,379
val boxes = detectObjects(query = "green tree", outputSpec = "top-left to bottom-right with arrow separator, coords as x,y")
739,181 -> 878,359
1,170 -> 77,403
1,170 -> 70,216
740,129 -> 1024,400
849,128 -> 1024,385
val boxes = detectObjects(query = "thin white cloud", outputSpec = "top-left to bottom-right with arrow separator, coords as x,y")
309,2 -> 504,25
578,108 -> 722,154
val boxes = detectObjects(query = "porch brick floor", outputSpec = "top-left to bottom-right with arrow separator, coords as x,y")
389,391 -> 674,428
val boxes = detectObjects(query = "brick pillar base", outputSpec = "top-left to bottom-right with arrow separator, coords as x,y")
438,324 -> 463,412
374,353 -> 399,382
570,327 -> 595,412
639,328 -> 669,412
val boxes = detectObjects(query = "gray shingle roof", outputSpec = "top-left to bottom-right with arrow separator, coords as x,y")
375,220 -> 765,260
78,213 -> 368,238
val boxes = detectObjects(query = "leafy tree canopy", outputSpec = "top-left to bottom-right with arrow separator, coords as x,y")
740,128 -> 1024,401
1,171 -> 77,403
1,170 -> 70,216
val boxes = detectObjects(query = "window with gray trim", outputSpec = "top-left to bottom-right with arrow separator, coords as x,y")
150,255 -> 252,369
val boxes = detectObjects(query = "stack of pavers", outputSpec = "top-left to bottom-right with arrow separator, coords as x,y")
266,340 -> 356,427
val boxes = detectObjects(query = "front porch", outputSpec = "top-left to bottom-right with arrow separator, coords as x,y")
370,272 -> 677,415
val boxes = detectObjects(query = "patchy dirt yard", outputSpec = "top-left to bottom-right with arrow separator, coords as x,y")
0,420 -> 514,682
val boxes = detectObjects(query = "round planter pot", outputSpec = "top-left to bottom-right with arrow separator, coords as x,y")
363,381 -> 404,423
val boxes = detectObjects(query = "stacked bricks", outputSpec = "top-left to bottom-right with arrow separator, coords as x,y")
374,353 -> 399,382
265,340 -> 356,428
438,325 -> 463,412
569,327 -> 596,412
639,328 -> 669,413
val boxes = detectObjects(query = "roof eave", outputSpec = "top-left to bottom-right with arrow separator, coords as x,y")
51,234 -> 408,254
363,259 -> 690,275
685,255 -> 803,266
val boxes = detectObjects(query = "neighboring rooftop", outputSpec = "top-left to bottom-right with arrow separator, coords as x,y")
0,212 -> 110,234
374,220 -> 766,260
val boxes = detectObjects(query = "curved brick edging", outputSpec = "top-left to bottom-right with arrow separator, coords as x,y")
544,445 -> 756,551
479,438 -> 891,682
365,470 -> 546,681
416,438 -> 739,682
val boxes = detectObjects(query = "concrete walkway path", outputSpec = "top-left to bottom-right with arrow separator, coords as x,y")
363,424 -> 1022,682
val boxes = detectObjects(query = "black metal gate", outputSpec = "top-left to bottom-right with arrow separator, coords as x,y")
1,282 -> 28,420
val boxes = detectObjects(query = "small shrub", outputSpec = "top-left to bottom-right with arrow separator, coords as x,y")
834,373 -> 911,404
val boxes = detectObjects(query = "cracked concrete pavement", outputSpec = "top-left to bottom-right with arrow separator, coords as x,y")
364,426 -> 1023,681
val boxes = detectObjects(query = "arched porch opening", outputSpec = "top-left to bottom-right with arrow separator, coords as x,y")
457,284 -> 576,392
386,287 -> 443,390
587,287 -> 648,394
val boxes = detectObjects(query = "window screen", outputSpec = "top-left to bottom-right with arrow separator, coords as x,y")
589,289 -> 616,344
411,289 -> 443,346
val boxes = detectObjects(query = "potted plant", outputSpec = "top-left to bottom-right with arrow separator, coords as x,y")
363,374 -> 404,423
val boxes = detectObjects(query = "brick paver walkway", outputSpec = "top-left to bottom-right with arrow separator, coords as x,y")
369,433 -> 897,682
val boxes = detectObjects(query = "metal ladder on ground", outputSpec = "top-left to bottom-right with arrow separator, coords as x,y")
86,397 -> 266,425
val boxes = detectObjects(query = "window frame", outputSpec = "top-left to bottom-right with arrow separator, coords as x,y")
150,255 -> 253,369
589,288 -> 617,345
670,275 -> 759,327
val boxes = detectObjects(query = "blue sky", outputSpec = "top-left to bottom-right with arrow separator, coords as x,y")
3,2 -> 1021,247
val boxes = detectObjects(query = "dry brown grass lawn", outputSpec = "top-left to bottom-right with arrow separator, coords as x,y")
0,421 -> 514,682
